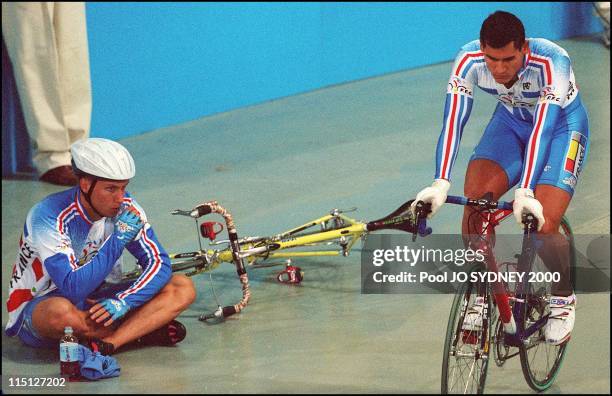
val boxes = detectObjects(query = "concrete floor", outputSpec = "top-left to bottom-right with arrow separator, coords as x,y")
2,35 -> 609,393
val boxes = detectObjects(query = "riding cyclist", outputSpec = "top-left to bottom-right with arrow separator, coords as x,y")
6,138 -> 196,354
412,11 -> 588,345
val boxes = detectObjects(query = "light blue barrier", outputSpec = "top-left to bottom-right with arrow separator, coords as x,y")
85,2 -> 603,139
2,2 -> 605,176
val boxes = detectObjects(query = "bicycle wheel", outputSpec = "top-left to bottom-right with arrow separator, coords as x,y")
441,266 -> 493,394
518,219 -> 574,391
559,217 -> 576,292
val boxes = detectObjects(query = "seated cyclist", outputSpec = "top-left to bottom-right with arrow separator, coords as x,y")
412,11 -> 588,345
6,138 -> 197,355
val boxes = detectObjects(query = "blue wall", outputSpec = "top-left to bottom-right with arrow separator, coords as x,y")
86,2 -> 603,139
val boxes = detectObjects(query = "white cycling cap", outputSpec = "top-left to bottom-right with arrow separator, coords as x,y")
71,138 -> 136,180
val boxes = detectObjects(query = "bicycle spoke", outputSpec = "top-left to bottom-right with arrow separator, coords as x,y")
449,353 -> 481,394
464,359 -> 477,394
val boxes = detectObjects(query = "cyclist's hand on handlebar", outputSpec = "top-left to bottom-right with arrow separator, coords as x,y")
513,188 -> 545,231
410,179 -> 450,219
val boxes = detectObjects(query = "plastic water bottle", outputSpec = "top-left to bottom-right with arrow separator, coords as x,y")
59,326 -> 80,380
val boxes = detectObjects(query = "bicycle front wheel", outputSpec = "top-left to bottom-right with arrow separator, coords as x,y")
518,218 -> 574,391
441,266 -> 493,394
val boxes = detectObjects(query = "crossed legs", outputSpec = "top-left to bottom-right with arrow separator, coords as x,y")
31,274 -> 196,351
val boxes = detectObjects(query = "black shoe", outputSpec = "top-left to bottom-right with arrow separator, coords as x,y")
136,320 -> 186,346
83,338 -> 115,356
39,165 -> 78,186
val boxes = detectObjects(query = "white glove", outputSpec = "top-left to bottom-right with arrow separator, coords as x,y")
513,188 -> 545,231
411,179 -> 451,219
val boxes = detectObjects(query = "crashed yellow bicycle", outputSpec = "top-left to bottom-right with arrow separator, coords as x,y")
119,199 -> 431,321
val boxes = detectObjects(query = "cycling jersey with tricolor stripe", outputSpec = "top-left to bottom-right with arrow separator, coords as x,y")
5,187 -> 171,336
435,38 -> 582,190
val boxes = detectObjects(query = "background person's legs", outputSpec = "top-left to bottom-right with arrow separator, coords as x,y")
1,2 -> 91,185
53,2 -> 91,145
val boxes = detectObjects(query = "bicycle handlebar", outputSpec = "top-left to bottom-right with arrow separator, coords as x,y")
445,195 -> 537,229
445,195 -> 513,211
442,195 -> 537,232
367,195 -> 538,242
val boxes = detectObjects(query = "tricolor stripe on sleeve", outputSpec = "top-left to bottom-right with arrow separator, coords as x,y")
74,195 -> 93,225
454,51 -> 484,79
528,54 -> 553,86
57,203 -> 77,235
436,50 -> 481,180
116,227 -> 162,301
438,93 -> 472,180
56,203 -> 79,270
519,102 -> 549,189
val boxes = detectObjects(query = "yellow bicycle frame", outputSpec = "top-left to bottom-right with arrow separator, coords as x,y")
119,199 -> 419,321
167,212 -> 368,276
253,213 -> 367,260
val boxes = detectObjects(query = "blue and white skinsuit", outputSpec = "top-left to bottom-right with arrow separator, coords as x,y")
6,187 -> 171,347
435,38 -> 589,194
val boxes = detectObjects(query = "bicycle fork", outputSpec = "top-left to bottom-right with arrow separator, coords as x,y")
192,201 -> 251,321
